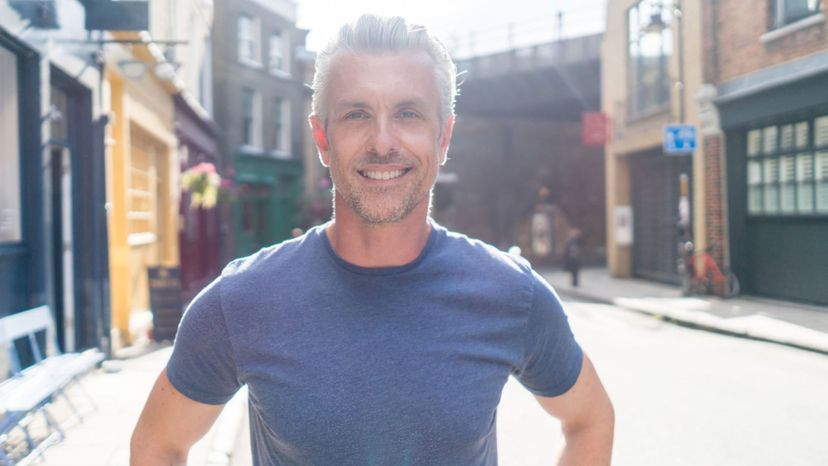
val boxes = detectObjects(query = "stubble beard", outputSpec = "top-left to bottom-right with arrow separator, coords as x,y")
334,176 -> 432,225
330,155 -> 433,225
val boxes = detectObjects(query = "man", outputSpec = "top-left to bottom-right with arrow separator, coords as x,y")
131,15 -> 614,465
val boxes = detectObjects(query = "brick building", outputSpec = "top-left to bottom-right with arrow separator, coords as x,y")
705,0 -> 828,304
604,0 -> 828,305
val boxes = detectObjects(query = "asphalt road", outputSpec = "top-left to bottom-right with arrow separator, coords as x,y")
497,300 -> 828,466
233,299 -> 828,465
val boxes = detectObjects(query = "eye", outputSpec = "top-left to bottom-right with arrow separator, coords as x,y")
397,109 -> 421,119
344,110 -> 369,120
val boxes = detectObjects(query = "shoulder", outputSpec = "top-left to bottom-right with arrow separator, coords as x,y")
222,225 -> 324,281
434,225 -> 538,298
439,227 -> 532,275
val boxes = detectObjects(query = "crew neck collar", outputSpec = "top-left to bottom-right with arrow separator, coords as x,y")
318,221 -> 442,276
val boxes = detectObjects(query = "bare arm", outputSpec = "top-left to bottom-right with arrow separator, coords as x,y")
535,353 -> 614,466
130,369 -> 225,465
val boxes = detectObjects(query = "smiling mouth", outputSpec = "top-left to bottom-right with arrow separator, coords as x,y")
358,168 -> 411,181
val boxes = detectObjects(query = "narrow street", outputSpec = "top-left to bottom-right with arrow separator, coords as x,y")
497,300 -> 828,466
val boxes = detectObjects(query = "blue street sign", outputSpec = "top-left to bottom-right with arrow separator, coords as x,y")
663,124 -> 697,155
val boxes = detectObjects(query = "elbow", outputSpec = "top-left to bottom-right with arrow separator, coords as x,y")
130,426 -> 188,466
562,394 -> 615,444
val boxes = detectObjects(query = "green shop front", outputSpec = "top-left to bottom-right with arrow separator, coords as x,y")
718,53 -> 828,306
232,154 -> 303,257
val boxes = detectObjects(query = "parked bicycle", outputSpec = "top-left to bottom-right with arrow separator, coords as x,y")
679,241 -> 740,298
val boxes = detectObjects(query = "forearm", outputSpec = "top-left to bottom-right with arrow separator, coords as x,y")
556,415 -> 615,466
129,448 -> 187,466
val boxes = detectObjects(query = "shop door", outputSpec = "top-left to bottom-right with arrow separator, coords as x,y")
50,146 -> 75,352
49,86 -> 76,351
630,151 -> 692,284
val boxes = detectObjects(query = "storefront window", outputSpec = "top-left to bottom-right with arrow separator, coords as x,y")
763,158 -> 780,213
796,154 -> 814,213
780,156 -> 796,213
0,46 -> 21,243
747,115 -> 828,216
748,159 -> 763,214
817,117 -> 828,213
817,151 -> 828,212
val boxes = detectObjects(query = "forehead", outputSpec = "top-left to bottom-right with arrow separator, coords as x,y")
326,51 -> 440,109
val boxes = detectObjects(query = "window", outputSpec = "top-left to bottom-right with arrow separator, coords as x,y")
0,46 -> 21,243
241,88 -> 262,148
199,35 -> 213,115
627,0 -> 673,117
269,32 -> 289,75
770,0 -> 822,29
271,97 -> 291,155
746,114 -> 828,216
128,129 -> 161,244
238,15 -> 261,65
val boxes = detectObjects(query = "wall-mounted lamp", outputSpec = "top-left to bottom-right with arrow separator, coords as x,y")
116,59 -> 178,82
117,59 -> 147,79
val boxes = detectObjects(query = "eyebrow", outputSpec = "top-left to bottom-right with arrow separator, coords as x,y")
332,98 -> 430,113
394,99 -> 428,110
332,101 -> 369,113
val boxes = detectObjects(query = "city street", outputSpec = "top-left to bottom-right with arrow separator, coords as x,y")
4,0 -> 828,465
230,299 -> 828,466
499,300 -> 828,466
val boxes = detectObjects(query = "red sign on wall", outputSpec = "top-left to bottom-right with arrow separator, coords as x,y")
581,112 -> 610,147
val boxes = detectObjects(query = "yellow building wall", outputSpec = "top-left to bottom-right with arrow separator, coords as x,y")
105,58 -> 179,349
602,0 -> 709,277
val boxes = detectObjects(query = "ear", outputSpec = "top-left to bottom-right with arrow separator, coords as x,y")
438,114 -> 455,166
309,114 -> 331,167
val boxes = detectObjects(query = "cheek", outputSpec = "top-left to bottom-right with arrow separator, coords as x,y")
329,128 -> 368,155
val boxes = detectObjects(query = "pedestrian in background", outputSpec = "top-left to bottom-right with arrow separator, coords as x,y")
564,228 -> 582,287
131,14 -> 613,465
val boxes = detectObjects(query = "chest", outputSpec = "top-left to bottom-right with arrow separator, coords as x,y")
229,288 -> 527,456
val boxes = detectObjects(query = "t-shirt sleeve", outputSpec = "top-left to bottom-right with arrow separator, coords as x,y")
166,277 -> 242,405
513,270 -> 584,397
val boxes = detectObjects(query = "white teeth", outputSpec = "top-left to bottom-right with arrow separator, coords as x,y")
362,169 -> 405,180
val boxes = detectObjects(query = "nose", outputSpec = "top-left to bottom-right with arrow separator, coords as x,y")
367,117 -> 400,156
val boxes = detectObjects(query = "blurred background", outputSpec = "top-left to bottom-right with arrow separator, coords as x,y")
1,0 -> 828,465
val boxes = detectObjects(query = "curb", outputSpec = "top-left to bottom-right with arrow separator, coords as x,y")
557,289 -> 828,355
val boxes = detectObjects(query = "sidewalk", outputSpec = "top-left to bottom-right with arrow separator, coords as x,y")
541,267 -> 828,354
21,344 -> 248,466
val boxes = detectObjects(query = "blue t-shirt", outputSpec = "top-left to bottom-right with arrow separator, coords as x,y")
167,222 -> 583,465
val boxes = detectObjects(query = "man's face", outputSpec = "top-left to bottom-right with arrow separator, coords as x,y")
310,51 -> 454,225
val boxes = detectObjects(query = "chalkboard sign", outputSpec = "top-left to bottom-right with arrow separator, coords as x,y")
148,266 -> 183,342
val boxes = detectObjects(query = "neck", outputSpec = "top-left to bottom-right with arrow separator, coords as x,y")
325,202 -> 433,268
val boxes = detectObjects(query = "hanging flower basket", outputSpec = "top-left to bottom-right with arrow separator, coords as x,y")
181,162 -> 221,209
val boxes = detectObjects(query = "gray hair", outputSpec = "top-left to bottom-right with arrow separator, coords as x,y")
311,14 -> 457,126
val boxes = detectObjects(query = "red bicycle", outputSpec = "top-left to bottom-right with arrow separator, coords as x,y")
680,241 -> 740,298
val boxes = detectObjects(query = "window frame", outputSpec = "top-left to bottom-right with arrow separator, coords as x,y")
268,32 -> 290,76
238,15 -> 262,67
769,0 -> 823,30
270,97 -> 291,156
241,88 -> 262,149
745,113 -> 828,218
626,0 -> 673,120
0,44 -> 22,244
